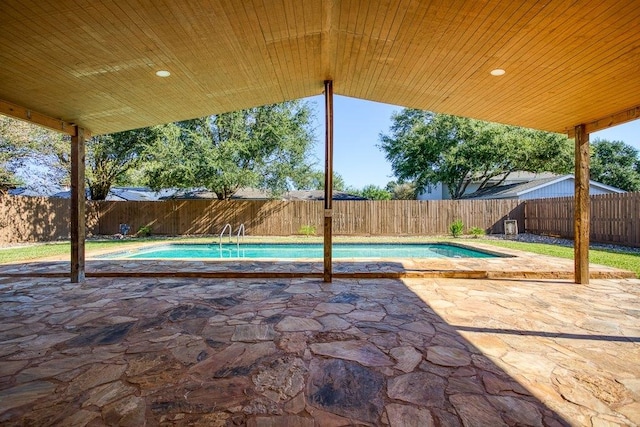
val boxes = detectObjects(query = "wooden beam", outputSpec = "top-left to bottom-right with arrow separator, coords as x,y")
0,99 -> 80,136
574,124 -> 589,284
320,0 -> 334,81
71,127 -> 86,283
566,105 -> 640,138
323,80 -> 334,283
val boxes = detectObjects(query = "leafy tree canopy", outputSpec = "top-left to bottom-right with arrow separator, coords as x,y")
22,124 -> 153,200
590,138 -> 640,192
339,184 -> 393,200
385,180 -> 416,200
355,184 -> 392,200
0,116 -> 55,189
0,116 -> 153,199
144,100 -> 317,200
85,128 -> 158,200
302,170 -> 346,191
379,110 -> 574,199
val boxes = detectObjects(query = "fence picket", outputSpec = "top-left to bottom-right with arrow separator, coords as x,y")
2,193 -> 637,247
524,192 -> 640,247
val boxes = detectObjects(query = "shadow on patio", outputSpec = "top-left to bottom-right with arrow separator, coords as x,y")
2,267 -> 639,425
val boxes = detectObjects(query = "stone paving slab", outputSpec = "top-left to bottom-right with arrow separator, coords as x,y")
1,274 -> 639,426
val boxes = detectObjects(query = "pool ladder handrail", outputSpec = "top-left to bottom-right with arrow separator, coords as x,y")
236,223 -> 245,248
219,223 -> 232,247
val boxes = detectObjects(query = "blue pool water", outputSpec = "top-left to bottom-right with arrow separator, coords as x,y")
102,243 -> 498,260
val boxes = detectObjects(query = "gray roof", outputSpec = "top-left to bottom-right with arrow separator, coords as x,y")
47,187 -> 367,201
50,187 -> 175,201
461,176 -> 562,199
462,174 -> 625,199
8,188 -> 46,197
169,188 -> 367,201
280,190 -> 367,201
480,171 -> 558,184
107,187 -> 175,201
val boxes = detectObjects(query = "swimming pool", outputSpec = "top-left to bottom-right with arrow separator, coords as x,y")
101,243 -> 499,260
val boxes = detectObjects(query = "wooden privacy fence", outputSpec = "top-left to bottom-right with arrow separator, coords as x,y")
91,199 -> 524,237
525,192 -> 640,247
3,193 -> 639,246
0,195 -> 100,243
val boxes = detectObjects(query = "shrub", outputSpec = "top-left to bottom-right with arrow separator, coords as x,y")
449,219 -> 464,238
136,225 -> 152,237
298,225 -> 316,237
469,226 -> 485,238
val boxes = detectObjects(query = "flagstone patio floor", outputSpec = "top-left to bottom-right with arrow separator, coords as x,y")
1,269 -> 639,426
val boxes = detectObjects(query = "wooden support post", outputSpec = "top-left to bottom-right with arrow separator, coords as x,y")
71,127 -> 86,283
574,124 -> 590,284
324,80 -> 334,283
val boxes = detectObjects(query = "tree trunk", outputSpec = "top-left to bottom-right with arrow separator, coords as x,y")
89,182 -> 111,200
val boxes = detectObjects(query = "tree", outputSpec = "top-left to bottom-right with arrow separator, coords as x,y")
385,180 -> 416,199
144,101 -> 317,200
0,116 -> 61,188
358,184 -> 392,200
1,117 -> 27,189
303,170 -> 346,191
0,116 -> 154,199
379,109 -> 573,199
590,139 -> 640,192
31,125 -> 156,199
85,128 -> 158,200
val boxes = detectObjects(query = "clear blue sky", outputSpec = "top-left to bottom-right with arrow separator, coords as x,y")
306,95 -> 640,189
306,95 -> 400,189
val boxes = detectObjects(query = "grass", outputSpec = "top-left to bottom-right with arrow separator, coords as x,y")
478,238 -> 640,278
1,235 -> 638,278
0,239 -> 151,264
0,242 -> 69,263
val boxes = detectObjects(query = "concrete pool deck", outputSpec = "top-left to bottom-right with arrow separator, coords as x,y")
1,273 -> 639,425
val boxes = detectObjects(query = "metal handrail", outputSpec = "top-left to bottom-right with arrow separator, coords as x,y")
219,223 -> 232,247
236,223 -> 245,248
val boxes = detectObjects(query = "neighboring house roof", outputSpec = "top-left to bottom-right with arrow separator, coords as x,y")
482,171 -> 558,184
109,187 -> 176,201
169,188 -> 367,201
281,190 -> 367,201
8,188 -> 47,197
50,187 -> 174,201
47,187 -> 367,201
462,174 -> 625,199
167,189 -> 218,200
50,189 -> 79,199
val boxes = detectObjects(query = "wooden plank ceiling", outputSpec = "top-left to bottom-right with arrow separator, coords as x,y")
1,0 -> 639,135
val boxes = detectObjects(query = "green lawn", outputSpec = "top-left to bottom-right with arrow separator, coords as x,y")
1,236 -> 638,278
0,240 -> 148,264
477,239 -> 640,278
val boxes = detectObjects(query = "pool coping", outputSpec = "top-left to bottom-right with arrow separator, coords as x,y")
0,241 -> 634,280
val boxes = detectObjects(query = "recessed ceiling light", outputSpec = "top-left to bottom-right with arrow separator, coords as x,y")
155,70 -> 171,77
490,68 -> 506,76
